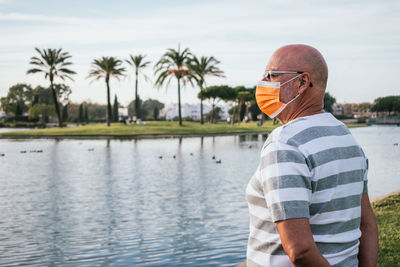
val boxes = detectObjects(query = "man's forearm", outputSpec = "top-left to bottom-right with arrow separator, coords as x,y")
358,195 -> 378,267
358,217 -> 378,266
277,218 -> 331,267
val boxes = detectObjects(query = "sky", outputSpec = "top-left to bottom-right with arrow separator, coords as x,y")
0,0 -> 399,107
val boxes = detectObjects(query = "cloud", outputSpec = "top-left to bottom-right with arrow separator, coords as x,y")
0,0 -> 399,104
1,1 -> 398,52
0,12 -> 93,24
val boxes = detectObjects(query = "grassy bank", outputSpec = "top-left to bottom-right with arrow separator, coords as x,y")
0,121 -> 277,137
0,121 -> 368,138
372,192 -> 400,266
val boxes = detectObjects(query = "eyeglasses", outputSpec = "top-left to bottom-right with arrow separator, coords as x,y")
262,70 -> 303,81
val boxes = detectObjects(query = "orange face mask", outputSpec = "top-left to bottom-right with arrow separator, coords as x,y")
255,75 -> 301,118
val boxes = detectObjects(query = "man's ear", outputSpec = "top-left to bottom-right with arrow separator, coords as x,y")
298,73 -> 311,94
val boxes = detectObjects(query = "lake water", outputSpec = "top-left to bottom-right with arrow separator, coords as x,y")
0,128 -> 31,133
0,125 -> 399,266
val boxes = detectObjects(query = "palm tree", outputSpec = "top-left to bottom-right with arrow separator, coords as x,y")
125,54 -> 151,120
87,57 -> 125,126
237,90 -> 253,124
27,48 -> 76,127
154,46 -> 192,126
187,56 -> 225,124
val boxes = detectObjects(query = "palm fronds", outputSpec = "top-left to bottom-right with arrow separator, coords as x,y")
27,48 -> 76,82
154,47 -> 192,87
153,46 -> 193,125
27,47 -> 76,127
87,56 -> 126,126
87,56 -> 126,81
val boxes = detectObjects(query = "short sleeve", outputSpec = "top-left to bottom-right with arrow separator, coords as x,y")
362,157 -> 369,194
259,141 -> 312,222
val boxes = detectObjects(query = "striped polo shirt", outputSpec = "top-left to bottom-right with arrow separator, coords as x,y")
246,112 -> 368,267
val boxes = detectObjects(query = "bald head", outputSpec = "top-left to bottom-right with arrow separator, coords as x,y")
270,44 -> 328,89
265,44 -> 328,123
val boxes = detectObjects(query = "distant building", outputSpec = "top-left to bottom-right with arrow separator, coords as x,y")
332,103 -> 343,116
160,103 -> 230,121
118,107 -> 128,117
0,108 -> 5,119
353,103 -> 376,119
333,102 -> 376,119
353,110 -> 377,119
342,103 -> 354,117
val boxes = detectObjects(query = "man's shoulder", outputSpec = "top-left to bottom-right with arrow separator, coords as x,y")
261,113 -> 352,157
261,126 -> 303,159
280,113 -> 349,147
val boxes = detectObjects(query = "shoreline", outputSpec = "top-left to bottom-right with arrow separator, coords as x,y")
0,131 -> 270,140
0,122 -> 369,140
371,190 -> 400,203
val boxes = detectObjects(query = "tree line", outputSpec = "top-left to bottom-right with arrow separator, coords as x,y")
0,46 -> 226,127
0,82 -> 165,124
371,96 -> 400,114
0,81 -> 344,127
4,46 -> 390,127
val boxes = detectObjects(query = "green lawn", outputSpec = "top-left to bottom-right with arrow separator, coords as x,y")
0,121 -> 278,137
372,193 -> 400,267
0,121 -> 368,138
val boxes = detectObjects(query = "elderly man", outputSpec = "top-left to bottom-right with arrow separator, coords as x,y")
243,45 -> 378,267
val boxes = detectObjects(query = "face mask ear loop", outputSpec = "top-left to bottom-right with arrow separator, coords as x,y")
281,74 -> 302,87
280,74 -> 303,103
286,93 -> 302,105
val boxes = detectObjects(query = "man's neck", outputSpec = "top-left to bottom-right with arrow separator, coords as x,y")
280,106 -> 324,124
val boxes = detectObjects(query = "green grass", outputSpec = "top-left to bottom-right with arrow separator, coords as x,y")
0,121 -> 278,137
0,121 -> 368,138
345,123 -> 368,128
372,193 -> 400,266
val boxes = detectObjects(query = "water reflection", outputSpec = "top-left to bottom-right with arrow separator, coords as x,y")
0,128 -> 398,266
1,135 -> 262,266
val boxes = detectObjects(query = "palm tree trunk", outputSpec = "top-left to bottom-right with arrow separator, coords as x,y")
238,100 -> 242,125
200,86 -> 204,124
212,102 -> 215,124
50,79 -> 62,127
231,103 -> 236,126
177,78 -> 182,126
200,98 -> 204,124
260,112 -> 265,125
135,69 -> 139,120
245,102 -> 249,122
106,77 -> 112,127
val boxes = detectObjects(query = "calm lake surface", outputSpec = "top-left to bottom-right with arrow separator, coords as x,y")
0,128 -> 31,133
0,125 -> 399,266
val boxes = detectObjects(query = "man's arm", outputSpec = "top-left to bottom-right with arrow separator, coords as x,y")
276,218 -> 331,267
358,194 -> 378,267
